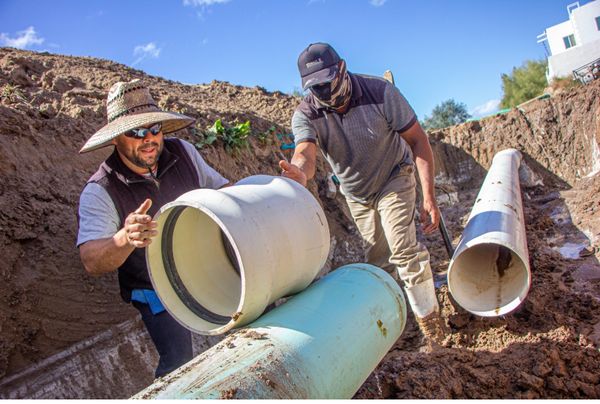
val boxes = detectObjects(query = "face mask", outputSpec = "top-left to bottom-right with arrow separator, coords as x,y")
310,60 -> 352,109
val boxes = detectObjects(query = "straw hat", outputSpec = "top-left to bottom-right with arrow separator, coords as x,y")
80,79 -> 195,153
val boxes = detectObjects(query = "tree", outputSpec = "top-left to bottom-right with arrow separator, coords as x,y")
290,87 -> 305,98
500,59 -> 547,108
422,99 -> 471,131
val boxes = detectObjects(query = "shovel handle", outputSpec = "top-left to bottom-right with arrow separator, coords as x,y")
438,212 -> 455,258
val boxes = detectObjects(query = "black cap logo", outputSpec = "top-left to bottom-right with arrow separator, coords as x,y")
298,43 -> 341,90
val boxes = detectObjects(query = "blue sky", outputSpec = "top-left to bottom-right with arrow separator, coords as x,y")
0,0 -> 590,119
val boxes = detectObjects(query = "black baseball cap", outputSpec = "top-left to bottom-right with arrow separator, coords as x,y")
297,43 -> 341,90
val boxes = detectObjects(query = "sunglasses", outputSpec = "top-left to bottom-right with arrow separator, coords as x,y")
310,82 -> 333,101
309,63 -> 342,101
124,122 -> 162,139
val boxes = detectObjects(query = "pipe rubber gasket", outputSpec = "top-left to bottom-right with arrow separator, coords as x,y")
162,206 -> 230,325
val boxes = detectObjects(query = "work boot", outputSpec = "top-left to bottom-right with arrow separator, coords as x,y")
415,309 -> 450,351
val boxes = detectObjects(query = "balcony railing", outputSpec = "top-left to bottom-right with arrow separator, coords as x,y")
573,57 -> 600,84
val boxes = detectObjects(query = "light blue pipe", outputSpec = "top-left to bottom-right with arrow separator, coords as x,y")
132,264 -> 406,399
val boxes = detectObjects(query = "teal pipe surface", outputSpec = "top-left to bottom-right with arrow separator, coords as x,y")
132,264 -> 406,399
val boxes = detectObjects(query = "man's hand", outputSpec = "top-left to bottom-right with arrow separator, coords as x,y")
124,199 -> 158,248
80,198 -> 158,275
279,160 -> 308,187
420,197 -> 440,234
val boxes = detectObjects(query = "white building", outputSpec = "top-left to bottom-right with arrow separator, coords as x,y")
537,0 -> 600,82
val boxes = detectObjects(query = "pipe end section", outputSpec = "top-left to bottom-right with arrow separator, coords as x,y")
448,243 -> 530,317
147,201 -> 246,335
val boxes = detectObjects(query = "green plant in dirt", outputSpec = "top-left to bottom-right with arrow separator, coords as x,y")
254,125 -> 276,145
220,120 -> 251,153
1,83 -> 28,104
197,119 -> 251,154
191,125 -> 218,149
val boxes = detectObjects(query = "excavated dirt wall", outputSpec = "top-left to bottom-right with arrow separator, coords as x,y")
0,48 -> 362,396
431,81 -> 600,191
0,47 -> 599,399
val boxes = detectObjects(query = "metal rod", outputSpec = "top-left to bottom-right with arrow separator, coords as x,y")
438,212 -> 455,257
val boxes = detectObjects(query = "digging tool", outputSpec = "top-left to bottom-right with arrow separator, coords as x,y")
383,69 -> 455,259
438,211 -> 455,257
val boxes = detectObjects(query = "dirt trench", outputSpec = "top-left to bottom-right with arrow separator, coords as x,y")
0,47 -> 599,399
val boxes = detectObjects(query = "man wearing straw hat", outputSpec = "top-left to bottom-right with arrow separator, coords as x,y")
77,79 -> 229,378
281,43 -> 448,348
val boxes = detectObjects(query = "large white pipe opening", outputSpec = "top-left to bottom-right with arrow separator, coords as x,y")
146,175 -> 330,335
448,149 -> 531,317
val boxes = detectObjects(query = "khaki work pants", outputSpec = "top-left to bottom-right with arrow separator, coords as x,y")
345,166 -> 433,289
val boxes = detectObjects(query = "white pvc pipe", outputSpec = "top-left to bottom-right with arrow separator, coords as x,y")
448,149 -> 531,317
132,264 -> 406,399
146,175 -> 330,335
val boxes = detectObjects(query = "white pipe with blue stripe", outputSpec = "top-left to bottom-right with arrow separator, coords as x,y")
448,148 -> 531,316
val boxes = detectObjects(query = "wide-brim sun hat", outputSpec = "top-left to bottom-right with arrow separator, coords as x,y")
80,79 -> 195,153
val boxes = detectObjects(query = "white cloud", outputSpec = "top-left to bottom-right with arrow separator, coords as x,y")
0,26 -> 44,49
370,0 -> 387,6
134,42 -> 161,58
132,42 -> 161,66
183,0 -> 230,6
470,99 -> 501,118
183,0 -> 229,18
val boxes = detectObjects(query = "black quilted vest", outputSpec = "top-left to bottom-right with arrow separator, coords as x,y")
86,138 -> 199,302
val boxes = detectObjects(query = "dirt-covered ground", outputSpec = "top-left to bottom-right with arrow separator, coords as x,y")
0,47 -> 599,399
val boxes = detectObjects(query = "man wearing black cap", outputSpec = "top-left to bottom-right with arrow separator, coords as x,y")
280,43 -> 448,347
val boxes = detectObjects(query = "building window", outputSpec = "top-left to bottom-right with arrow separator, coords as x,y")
596,16 -> 600,30
563,34 -> 576,49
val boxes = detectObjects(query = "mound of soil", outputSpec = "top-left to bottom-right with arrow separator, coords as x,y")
0,47 -> 362,386
0,47 -> 599,399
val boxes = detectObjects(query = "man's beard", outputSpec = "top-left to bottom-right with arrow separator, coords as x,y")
130,141 -> 163,169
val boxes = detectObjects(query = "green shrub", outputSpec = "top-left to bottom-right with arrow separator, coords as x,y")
191,125 -> 217,149
500,60 -> 548,108
422,99 -> 471,130
194,119 -> 251,154
220,120 -> 251,153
